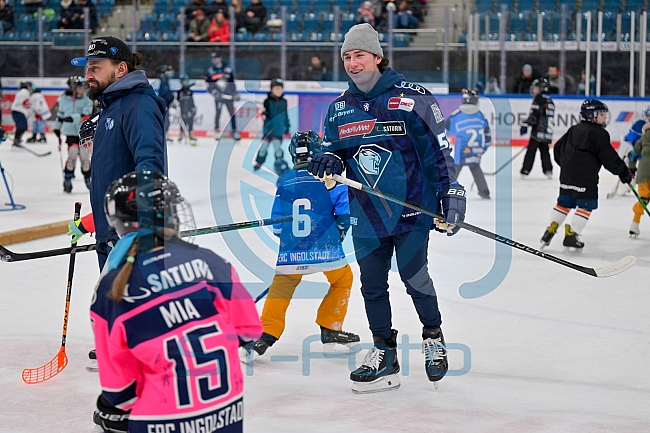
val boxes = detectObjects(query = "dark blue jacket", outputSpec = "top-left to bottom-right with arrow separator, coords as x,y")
91,71 -> 167,242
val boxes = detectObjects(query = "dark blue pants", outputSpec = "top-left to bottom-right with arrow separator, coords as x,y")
96,229 -> 120,271
353,228 -> 442,340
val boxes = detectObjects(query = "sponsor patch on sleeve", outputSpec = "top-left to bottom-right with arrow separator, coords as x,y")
387,97 -> 415,112
431,103 -> 444,124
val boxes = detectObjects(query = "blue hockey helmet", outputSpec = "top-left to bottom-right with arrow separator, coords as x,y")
289,130 -> 321,164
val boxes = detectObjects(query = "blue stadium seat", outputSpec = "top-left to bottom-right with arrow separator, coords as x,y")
320,12 -> 334,32
153,0 -> 168,15
3,31 -> 19,41
308,31 -> 324,41
524,32 -> 538,41
393,32 -> 408,47
290,31 -> 306,42
302,12 -> 319,32
516,0 -> 535,12
509,12 -> 529,33
312,0 -> 330,12
15,13 -> 32,32
621,11 -> 633,33
623,0 -> 643,11
580,0 -> 599,12
537,0 -> 555,12
475,0 -> 493,12
235,31 -> 252,41
157,13 -> 176,32
340,12 -> 355,32
253,31 -> 270,41
19,31 -> 34,41
286,13 -> 301,32
42,31 -> 51,42
489,12 -> 500,33
601,0 -> 620,11
67,32 -> 85,47
602,11 -> 616,33
162,31 -> 180,42
140,14 -> 157,32
507,32 -> 522,41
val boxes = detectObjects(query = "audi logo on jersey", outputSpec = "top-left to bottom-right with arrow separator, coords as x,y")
387,97 -> 414,112
353,144 -> 392,188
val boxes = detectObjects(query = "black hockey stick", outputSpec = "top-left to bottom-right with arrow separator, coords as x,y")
629,183 -> 650,218
484,146 -> 526,176
0,216 -> 292,262
333,174 -> 636,278
14,143 -> 52,157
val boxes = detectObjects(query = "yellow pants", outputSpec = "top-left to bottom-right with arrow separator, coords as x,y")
633,180 -> 650,223
260,264 -> 353,340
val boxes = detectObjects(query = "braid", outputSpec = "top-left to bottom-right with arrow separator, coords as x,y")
108,239 -> 139,301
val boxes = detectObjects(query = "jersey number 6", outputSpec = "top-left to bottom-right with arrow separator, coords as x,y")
292,198 -> 312,238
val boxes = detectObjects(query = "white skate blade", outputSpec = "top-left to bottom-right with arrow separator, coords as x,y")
322,342 -> 362,358
351,374 -> 401,394
239,346 -> 257,364
86,360 -> 98,373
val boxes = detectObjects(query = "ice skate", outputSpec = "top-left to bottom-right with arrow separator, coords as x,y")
563,224 -> 584,250
84,176 -> 91,190
321,327 -> 361,356
37,135 -> 47,143
540,221 -> 559,248
478,190 -> 490,199
350,330 -> 400,394
86,349 -> 98,372
63,175 -> 73,193
233,131 -> 241,141
239,333 -> 276,363
188,138 -> 198,147
25,135 -> 37,143
422,327 -> 447,387
629,221 -> 640,237
544,171 -> 553,179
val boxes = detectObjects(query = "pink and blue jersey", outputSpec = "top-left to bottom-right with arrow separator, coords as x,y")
90,238 -> 262,433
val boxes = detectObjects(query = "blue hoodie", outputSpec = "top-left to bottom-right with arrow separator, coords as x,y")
91,70 -> 168,242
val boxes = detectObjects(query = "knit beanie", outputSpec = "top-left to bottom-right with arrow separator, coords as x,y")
340,23 -> 384,60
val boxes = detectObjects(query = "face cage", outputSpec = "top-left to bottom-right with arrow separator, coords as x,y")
594,110 -> 610,127
112,198 -> 197,241
79,136 -> 93,161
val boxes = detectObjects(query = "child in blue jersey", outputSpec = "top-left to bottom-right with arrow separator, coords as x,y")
446,89 -> 492,199
91,170 -> 262,433
241,131 -> 360,361
253,78 -> 291,175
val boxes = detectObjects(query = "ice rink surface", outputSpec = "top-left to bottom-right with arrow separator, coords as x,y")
0,134 -> 648,432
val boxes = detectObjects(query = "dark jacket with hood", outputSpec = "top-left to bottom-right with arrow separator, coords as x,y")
91,70 -> 168,242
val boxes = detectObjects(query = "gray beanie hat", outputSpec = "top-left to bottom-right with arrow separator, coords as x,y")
340,23 -> 384,59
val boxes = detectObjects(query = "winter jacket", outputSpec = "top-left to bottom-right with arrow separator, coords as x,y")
554,121 -> 628,199
11,88 -> 31,117
57,92 -> 92,137
208,18 -> 230,42
91,71 -> 167,242
631,129 -> 650,183
262,92 -> 289,139
28,91 -> 52,121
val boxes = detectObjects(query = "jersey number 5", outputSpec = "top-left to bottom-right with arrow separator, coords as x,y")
165,324 -> 230,408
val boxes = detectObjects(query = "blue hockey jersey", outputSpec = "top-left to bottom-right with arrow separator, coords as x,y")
624,119 -> 646,145
272,167 -> 349,274
446,104 -> 492,166
322,68 -> 457,239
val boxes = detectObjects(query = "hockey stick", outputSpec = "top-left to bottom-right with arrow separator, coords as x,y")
14,143 -> 51,157
484,146 -> 526,176
22,202 -> 81,384
255,288 -> 269,303
0,216 -> 292,262
628,183 -> 650,218
333,174 -> 636,278
606,178 -> 620,199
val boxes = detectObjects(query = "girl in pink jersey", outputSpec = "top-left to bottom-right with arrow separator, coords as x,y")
91,170 -> 262,433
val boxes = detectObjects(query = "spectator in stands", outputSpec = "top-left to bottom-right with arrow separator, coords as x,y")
185,0 -> 206,25
58,0 -> 76,30
24,0 -> 45,15
71,0 -> 99,32
510,63 -> 540,94
0,0 -> 14,39
303,54 -> 328,81
576,70 -> 596,95
357,1 -> 376,27
483,76 -> 503,95
229,0 -> 247,32
395,0 -> 419,29
245,0 -> 267,34
187,8 -> 210,41
543,64 -> 574,95
208,9 -> 230,42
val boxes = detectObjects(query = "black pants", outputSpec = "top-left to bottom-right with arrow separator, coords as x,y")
353,228 -> 442,340
456,164 -> 489,194
521,137 -> 553,174
215,98 -> 237,132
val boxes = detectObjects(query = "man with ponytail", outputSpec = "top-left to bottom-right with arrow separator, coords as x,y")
90,170 -> 262,433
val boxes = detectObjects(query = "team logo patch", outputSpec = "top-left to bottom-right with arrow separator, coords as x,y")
353,144 -> 392,188
105,118 -> 114,130
109,47 -> 118,55
363,103 -> 370,111
335,101 -> 346,111
387,97 -> 414,112
431,103 -> 444,124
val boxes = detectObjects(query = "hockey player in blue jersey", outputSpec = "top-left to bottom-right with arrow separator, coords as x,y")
308,23 -> 464,393
241,130 -> 360,362
624,105 -> 650,147
446,89 -> 492,199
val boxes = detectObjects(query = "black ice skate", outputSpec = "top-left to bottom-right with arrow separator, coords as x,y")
239,333 -> 277,363
86,349 -> 98,372
422,326 -> 448,386
63,175 -> 73,193
321,327 -> 361,356
84,177 -> 91,190
540,221 -> 559,248
478,190 -> 490,199
350,329 -> 400,394
37,135 -> 47,143
25,135 -> 37,143
563,224 -> 584,250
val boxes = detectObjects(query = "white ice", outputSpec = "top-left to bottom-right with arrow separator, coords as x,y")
0,135 -> 648,432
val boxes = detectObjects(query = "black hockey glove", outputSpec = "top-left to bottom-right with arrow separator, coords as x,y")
434,184 -> 466,236
520,126 -> 528,136
619,167 -> 633,185
93,395 -> 130,433
307,152 -> 344,178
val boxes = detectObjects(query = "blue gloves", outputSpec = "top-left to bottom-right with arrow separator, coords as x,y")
67,220 -> 88,244
307,152 -> 344,178
434,184 -> 466,236
629,149 -> 641,162
520,126 -> 528,136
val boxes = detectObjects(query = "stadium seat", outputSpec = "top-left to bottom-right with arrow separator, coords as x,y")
286,13 -> 301,32
153,0 -> 168,15
15,13 -> 32,32
162,31 -> 180,42
290,31 -> 306,42
302,12 -> 319,32
393,32 -> 409,47
516,0 -> 535,12
235,31 -> 252,41
308,31 -> 324,41
67,32 -> 85,46
340,12 -> 355,32
18,30 -> 34,41
3,31 -> 19,41
311,0 -> 330,13
157,14 -> 176,32
253,31 -> 270,42
321,12 -> 335,32
140,14 -> 158,32
509,12 -> 529,33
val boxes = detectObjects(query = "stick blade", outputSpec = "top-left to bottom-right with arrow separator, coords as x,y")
594,255 -> 637,278
0,244 -> 13,262
22,349 -> 68,384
